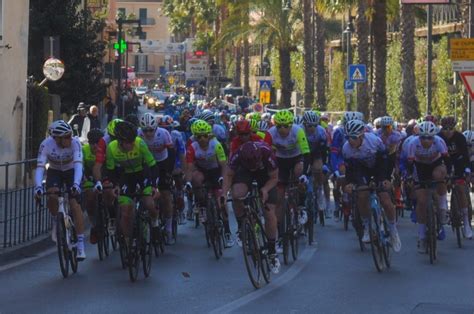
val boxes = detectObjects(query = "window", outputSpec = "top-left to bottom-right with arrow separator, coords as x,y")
135,55 -> 148,72
139,8 -> 147,24
139,31 -> 147,40
117,7 -> 126,18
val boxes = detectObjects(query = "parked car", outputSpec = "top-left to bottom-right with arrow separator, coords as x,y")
145,90 -> 168,112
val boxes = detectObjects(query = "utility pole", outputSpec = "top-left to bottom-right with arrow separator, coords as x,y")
426,4 -> 433,115
469,0 -> 474,129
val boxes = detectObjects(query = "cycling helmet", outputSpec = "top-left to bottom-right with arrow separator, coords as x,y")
440,116 -> 456,129
191,119 -> 212,135
373,117 -> 382,128
107,118 -> 123,137
199,110 -> 215,123
160,115 -> 174,127
344,119 -> 366,137
236,120 -> 251,134
273,110 -> 294,125
407,119 -> 417,128
343,111 -> 364,124
87,128 -> 104,144
257,120 -> 269,131
418,121 -> 438,136
463,130 -> 474,145
125,114 -> 139,127
249,119 -> 259,132
49,120 -> 73,137
380,116 -> 393,127
249,112 -> 261,121
115,121 -> 137,142
239,142 -> 263,170
139,113 -> 157,130
293,115 -> 304,126
172,121 -> 180,129
77,102 -> 87,111
303,111 -> 320,125
261,113 -> 271,122
230,114 -> 238,123
423,114 -> 438,124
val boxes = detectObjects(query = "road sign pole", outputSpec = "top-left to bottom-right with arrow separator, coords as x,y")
427,4 -> 433,115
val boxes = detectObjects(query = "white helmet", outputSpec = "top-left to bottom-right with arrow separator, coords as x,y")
373,117 -> 382,128
294,115 -> 304,126
303,111 -> 320,125
139,113 -> 157,130
261,113 -> 271,122
49,120 -> 72,137
345,119 -> 366,137
343,111 -> 364,124
418,121 -> 438,136
463,130 -> 474,145
380,116 -> 393,127
257,120 -> 269,131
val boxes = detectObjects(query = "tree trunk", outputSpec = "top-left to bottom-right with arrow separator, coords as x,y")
303,0 -> 314,108
371,0 -> 387,119
356,0 -> 370,119
314,11 -> 326,111
279,46 -> 292,108
243,39 -> 250,95
400,4 -> 419,120
234,43 -> 242,87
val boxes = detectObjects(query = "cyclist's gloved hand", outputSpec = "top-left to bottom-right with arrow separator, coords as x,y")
299,174 -> 308,184
94,181 -> 103,192
71,183 -> 81,195
185,181 -> 192,191
322,164 -> 330,174
34,186 -> 43,198
218,177 -> 224,185
334,170 -> 341,178
464,168 -> 471,175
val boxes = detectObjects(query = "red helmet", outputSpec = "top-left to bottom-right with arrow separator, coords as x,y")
239,142 -> 263,170
235,120 -> 251,134
424,115 -> 438,124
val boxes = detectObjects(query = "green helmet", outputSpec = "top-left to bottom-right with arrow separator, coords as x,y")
249,119 -> 258,132
107,118 -> 123,137
191,119 -> 212,135
274,110 -> 294,125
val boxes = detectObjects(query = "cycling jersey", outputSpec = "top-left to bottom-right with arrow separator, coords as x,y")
94,134 -> 114,164
306,125 -> 328,161
213,123 -> 227,142
399,134 -> 417,175
342,132 -> 385,169
330,127 -> 345,172
407,135 -> 448,164
267,124 -> 310,158
171,129 -> 185,169
106,137 -> 156,174
82,144 -> 96,174
376,129 -> 402,154
186,137 -> 227,170
138,127 -> 172,162
35,136 -> 83,187
228,142 -> 277,172
438,131 -> 469,173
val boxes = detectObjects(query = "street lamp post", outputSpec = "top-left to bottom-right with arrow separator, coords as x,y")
343,15 -> 354,111
115,17 -> 142,118
125,41 -> 143,89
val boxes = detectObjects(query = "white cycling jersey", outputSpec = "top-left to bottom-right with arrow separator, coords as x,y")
268,124 -> 306,158
342,132 -> 385,168
407,135 -> 448,164
138,127 -> 172,162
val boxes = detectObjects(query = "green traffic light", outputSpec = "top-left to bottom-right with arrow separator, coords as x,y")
114,39 -> 127,54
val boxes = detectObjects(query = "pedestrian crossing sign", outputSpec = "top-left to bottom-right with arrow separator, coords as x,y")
349,64 -> 367,83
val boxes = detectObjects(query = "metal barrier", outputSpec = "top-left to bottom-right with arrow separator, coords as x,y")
0,159 -> 51,250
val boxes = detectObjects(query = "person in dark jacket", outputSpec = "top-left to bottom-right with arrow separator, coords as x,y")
68,102 -> 88,136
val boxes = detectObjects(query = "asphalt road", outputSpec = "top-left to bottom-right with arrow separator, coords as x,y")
1,210 -> 474,314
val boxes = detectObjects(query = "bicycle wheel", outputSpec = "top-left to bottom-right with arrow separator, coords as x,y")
305,198 -> 314,245
208,199 -> 221,260
380,211 -> 392,269
128,238 -> 140,282
56,213 -> 69,278
450,191 -> 462,248
142,220 -> 152,278
118,235 -> 128,269
291,209 -> 299,262
282,202 -> 290,265
241,218 -> 263,289
69,223 -> 78,274
172,214 -> 178,243
255,218 -> 271,284
369,215 -> 384,272
427,198 -> 437,264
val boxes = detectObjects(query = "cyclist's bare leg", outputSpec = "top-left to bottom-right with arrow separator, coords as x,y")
70,198 -> 85,234
46,187 -> 59,216
231,183 -> 248,230
84,189 -> 97,226
119,202 -> 134,238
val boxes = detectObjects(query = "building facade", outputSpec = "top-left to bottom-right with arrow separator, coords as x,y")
0,0 -> 29,165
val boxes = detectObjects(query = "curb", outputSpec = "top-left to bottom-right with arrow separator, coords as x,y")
0,235 -> 54,268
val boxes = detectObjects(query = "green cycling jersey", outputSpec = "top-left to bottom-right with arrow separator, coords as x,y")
106,137 -> 156,174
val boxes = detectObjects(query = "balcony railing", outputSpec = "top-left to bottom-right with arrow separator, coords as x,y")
140,18 -> 156,26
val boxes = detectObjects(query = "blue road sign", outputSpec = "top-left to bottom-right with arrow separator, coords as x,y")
259,80 -> 272,91
349,64 -> 367,83
344,80 -> 354,91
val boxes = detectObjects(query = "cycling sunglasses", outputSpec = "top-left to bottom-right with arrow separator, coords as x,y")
420,135 -> 434,140
142,128 -> 155,133
305,123 -> 317,128
345,135 -> 361,140
196,134 -> 210,139
442,127 -> 454,131
276,124 -> 292,129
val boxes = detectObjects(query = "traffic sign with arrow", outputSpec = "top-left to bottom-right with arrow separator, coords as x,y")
460,72 -> 474,101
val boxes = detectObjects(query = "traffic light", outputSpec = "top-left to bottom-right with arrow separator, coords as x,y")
194,50 -> 205,57
114,39 -> 127,55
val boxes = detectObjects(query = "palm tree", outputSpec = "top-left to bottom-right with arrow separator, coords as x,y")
371,0 -> 387,118
400,3 -> 419,120
303,0 -> 314,108
355,0 -> 370,118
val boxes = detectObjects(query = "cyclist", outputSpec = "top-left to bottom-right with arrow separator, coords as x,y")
82,129 -> 104,244
230,119 -> 268,156
343,119 -> 402,252
184,120 -> 233,247
223,141 -> 281,273
302,110 -> 329,217
34,120 -> 86,260
139,113 -> 176,244
105,121 -> 159,241
267,110 -> 311,234
407,121 -> 449,252
438,116 -> 472,239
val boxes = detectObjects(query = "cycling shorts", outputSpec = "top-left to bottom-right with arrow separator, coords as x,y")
232,167 -> 277,204
277,155 -> 303,184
